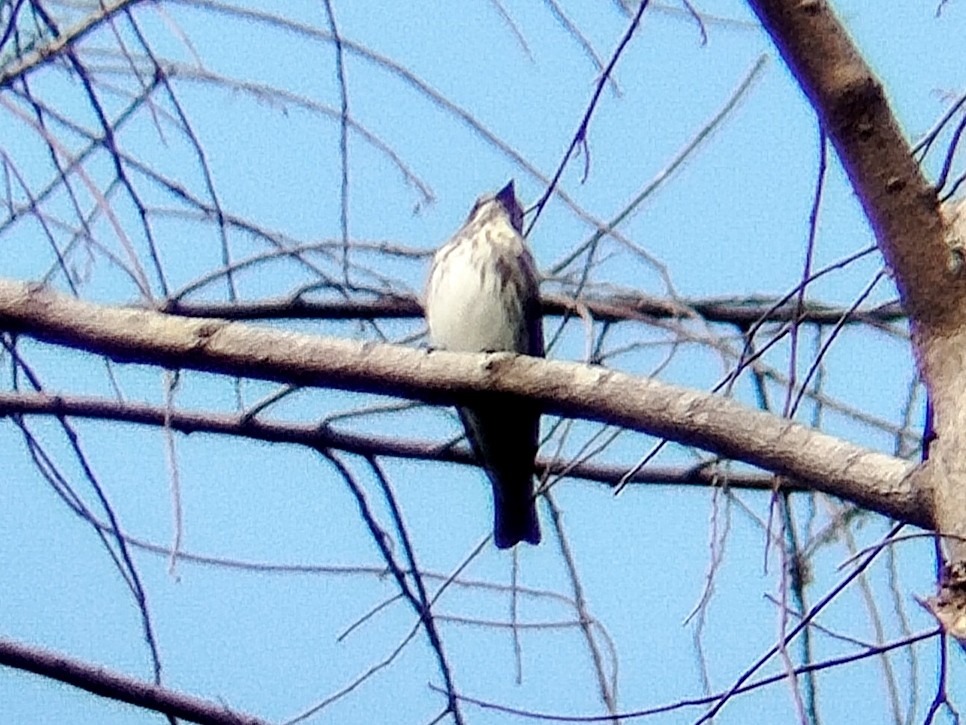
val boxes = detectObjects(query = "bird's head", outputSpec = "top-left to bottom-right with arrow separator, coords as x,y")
465,181 -> 524,234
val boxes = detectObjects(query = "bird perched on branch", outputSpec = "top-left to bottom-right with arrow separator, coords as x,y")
425,181 -> 543,548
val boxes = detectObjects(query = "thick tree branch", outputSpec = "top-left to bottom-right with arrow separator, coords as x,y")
0,279 -> 925,526
747,0 -> 966,630
746,0 -> 948,325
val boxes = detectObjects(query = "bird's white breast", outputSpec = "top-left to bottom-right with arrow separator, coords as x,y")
426,238 -> 526,354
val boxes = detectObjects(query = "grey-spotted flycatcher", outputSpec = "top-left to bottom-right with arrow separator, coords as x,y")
425,181 -> 543,548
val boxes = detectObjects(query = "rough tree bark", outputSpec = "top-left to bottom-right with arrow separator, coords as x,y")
747,0 -> 966,635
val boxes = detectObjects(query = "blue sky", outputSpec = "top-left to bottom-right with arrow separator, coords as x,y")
1,1 -> 964,723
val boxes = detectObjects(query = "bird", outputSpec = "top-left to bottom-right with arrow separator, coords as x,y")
425,181 -> 543,548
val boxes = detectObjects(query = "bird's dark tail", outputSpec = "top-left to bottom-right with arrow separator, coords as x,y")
458,404 -> 541,549
493,482 -> 540,549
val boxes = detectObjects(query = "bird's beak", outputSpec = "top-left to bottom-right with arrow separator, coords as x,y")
496,181 -> 516,208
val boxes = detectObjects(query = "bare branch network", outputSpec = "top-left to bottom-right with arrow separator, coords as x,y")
2,0 -> 966,723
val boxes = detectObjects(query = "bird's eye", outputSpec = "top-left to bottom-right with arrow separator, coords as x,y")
465,201 -> 483,222
466,196 -> 493,222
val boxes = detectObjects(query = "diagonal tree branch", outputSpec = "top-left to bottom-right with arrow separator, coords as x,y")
0,636 -> 268,725
745,0 -> 966,632
745,0 -> 946,325
0,0 -> 151,90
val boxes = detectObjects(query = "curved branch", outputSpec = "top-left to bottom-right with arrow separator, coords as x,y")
746,0 -> 966,631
